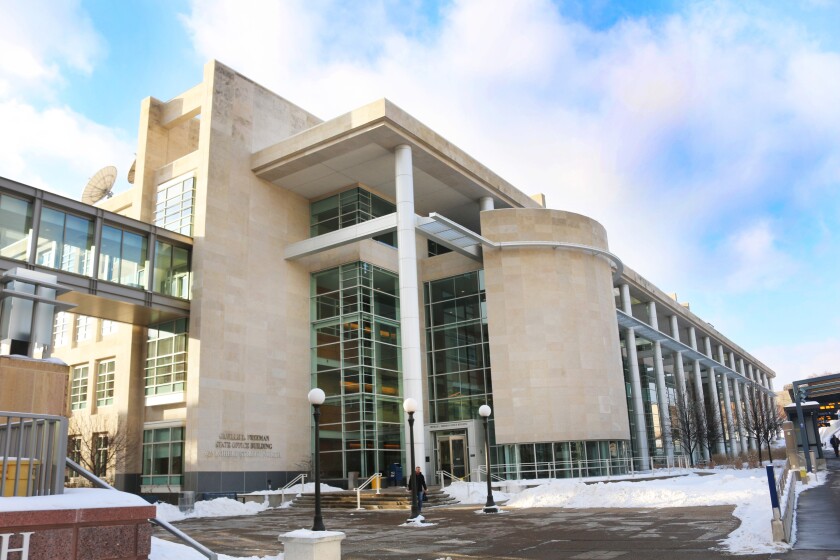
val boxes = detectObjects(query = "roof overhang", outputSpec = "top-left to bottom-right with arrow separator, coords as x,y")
251,99 -> 540,232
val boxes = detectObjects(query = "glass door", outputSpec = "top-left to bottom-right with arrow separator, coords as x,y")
436,434 -> 469,480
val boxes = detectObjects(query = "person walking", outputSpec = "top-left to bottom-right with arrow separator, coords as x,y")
830,433 -> 839,458
408,466 -> 428,514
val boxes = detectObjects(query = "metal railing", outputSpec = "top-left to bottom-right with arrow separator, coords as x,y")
354,472 -> 382,510
436,469 -> 470,488
278,473 -> 308,503
65,457 -> 217,560
0,411 -> 67,496
475,465 -> 505,483
485,455 -> 693,482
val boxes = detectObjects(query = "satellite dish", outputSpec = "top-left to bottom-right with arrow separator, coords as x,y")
82,166 -> 117,205
127,159 -> 136,184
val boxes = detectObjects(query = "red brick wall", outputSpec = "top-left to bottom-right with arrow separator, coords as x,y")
0,505 -> 155,560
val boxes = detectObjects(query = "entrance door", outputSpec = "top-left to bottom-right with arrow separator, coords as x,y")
437,435 -> 468,479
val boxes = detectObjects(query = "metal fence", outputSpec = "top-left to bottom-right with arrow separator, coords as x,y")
0,411 -> 68,496
486,455 -> 692,482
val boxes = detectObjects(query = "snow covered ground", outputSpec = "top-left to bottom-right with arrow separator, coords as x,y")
147,467 -> 827,559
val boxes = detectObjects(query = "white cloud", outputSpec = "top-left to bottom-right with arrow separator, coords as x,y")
0,0 -> 134,198
755,338 -> 840,389
0,100 -> 134,195
720,220 -> 798,291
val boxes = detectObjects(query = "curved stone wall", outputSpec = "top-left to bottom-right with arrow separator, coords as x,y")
480,208 -> 629,444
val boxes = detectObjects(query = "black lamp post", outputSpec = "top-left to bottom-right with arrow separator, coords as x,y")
479,404 -> 498,513
308,388 -> 326,531
403,397 -> 420,520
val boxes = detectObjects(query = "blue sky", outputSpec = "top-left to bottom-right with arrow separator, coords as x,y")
1,0 -> 839,389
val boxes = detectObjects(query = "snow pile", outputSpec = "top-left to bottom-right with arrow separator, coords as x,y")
241,482 -> 344,495
156,497 -> 269,522
444,469 -> 826,555
151,537 -> 283,560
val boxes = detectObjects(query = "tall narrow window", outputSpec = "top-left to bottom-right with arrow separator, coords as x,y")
67,436 -> 82,479
94,433 -> 109,478
101,320 -> 118,336
96,359 -> 116,406
53,312 -> 71,347
70,365 -> 89,410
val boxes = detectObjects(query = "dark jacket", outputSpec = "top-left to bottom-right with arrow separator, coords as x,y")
831,435 -> 839,449
408,471 -> 427,492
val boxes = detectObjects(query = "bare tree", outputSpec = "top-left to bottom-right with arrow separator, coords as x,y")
742,394 -> 785,464
701,408 -> 725,460
670,393 -> 705,467
67,414 -> 136,486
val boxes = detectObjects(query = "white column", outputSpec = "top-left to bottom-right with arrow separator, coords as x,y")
717,346 -> 736,456
479,196 -> 494,211
730,352 -> 747,454
649,302 -> 674,464
622,285 -> 650,469
705,337 -> 726,456
395,144 -> 426,470
687,327 -> 708,461
670,316 -> 687,402
741,359 -> 756,451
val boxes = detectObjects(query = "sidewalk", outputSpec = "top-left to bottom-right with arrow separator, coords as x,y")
794,455 -> 840,552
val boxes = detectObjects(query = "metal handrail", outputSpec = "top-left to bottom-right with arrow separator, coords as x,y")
355,473 -> 382,510
65,458 -> 217,560
436,469 -> 469,488
475,465 -> 505,483
277,473 -> 307,504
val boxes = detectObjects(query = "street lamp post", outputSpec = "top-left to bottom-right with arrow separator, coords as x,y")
403,398 -> 420,520
479,404 -> 498,513
308,388 -> 326,531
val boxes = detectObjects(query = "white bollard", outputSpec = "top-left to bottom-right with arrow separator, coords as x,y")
279,530 -> 346,560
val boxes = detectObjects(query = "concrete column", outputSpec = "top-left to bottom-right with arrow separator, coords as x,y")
706,367 -> 726,456
720,374 -> 736,456
670,316 -> 687,403
395,144 -> 425,470
693,359 -> 709,462
688,326 -> 698,351
479,196 -> 494,211
741,360 -> 756,451
621,285 -> 649,469
732,377 -> 747,454
648,303 -> 673,464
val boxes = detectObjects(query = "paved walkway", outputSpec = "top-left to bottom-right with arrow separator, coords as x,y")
156,463 -> 840,560
794,455 -> 840,553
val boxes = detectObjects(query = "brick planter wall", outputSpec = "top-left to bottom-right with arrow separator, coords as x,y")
0,504 -> 155,560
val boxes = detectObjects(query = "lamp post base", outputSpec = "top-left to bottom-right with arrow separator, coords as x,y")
482,505 -> 500,514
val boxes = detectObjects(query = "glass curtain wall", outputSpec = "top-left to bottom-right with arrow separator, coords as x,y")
311,262 -> 403,478
154,241 -> 191,298
145,319 -> 188,396
310,187 -> 397,247
99,225 -> 148,289
497,440 -> 631,479
155,176 -> 196,236
424,271 -> 492,423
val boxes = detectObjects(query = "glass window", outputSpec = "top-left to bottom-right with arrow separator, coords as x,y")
155,176 -> 196,235
0,194 -> 32,261
67,436 -> 82,478
76,315 -> 94,342
98,225 -> 148,289
70,365 -> 88,410
94,433 -> 109,477
310,187 -> 396,247
96,359 -> 116,406
53,312 -> 71,347
35,207 -> 93,275
101,319 -> 118,336
142,425 -> 184,487
145,319 -> 188,396
154,241 -> 191,298
310,262 -> 402,478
